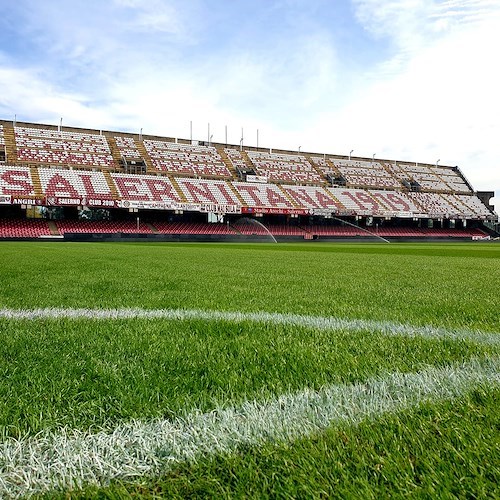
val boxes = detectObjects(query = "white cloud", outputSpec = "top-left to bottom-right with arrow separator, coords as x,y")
0,0 -> 498,211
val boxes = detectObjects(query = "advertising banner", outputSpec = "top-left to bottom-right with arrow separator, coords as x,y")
246,175 -> 268,183
0,195 -> 11,205
12,197 -> 44,206
242,207 -> 309,215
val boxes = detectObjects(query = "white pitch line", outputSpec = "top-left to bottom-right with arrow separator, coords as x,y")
0,356 -> 498,498
0,307 -> 499,346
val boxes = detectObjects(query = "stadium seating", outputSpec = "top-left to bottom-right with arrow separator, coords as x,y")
282,185 -> 343,210
143,140 -> 231,178
114,136 -> 141,158
232,181 -> 294,208
1,119 -> 496,240
247,151 -> 323,184
0,218 -> 51,237
231,222 -> 307,236
224,148 -> 249,173
175,178 -> 240,206
406,192 -> 463,217
331,159 -> 401,189
111,173 -> 182,202
301,225 -> 365,236
38,168 -> 113,199
152,221 -> 237,235
55,220 -> 153,234
0,166 -> 36,196
15,126 -> 115,168
452,194 -> 494,218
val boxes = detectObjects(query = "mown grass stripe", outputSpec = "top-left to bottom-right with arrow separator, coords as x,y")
0,357 -> 498,498
0,307 -> 498,346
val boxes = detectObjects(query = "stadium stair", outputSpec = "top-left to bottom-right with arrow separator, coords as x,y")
30,167 -> 44,197
168,176 -> 189,202
102,170 -> 121,200
135,139 -> 156,174
3,124 -> 18,164
146,222 -> 159,233
47,220 -> 60,236
305,155 -> 329,185
239,150 -> 257,172
106,136 -> 124,170
216,147 -> 239,181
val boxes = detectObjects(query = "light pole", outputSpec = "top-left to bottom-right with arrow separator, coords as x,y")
209,134 -> 213,147
190,121 -> 193,143
298,146 -> 301,153
372,153 -> 376,165
436,159 -> 440,168
349,149 -> 354,160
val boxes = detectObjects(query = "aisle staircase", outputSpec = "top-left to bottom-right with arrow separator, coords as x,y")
135,139 -> 155,174
3,124 -> 18,164
106,136 -> 124,171
216,146 -> 239,180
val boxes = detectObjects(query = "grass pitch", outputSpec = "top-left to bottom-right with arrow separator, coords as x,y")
0,241 -> 498,498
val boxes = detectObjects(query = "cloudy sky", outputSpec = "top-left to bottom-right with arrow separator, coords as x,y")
0,0 -> 499,209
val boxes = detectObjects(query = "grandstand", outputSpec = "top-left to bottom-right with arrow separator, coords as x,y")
0,119 -> 497,241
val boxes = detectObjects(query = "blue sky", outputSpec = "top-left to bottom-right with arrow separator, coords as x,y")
1,0 -> 499,209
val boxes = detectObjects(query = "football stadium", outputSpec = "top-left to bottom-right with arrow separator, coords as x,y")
0,119 -> 497,241
0,118 -> 499,498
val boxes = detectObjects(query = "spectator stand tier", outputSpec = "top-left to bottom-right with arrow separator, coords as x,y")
0,165 -> 37,197
331,159 -> 402,190
14,126 -> 115,169
143,140 -> 232,178
38,168 -> 114,201
246,151 -> 324,184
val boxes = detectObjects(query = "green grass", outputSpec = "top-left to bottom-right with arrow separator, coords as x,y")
70,387 -> 499,499
0,318 -> 494,438
0,241 -> 499,497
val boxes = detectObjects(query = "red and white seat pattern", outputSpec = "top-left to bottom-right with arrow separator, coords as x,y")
387,163 -> 470,192
332,159 -> 401,189
111,173 -> 182,202
450,194 -> 494,218
303,225 -> 365,236
0,166 -> 36,196
114,135 -> 142,159
224,148 -> 248,173
436,168 -> 471,193
175,178 -> 240,206
406,192 -> 462,217
153,222 -> 237,235
232,181 -> 294,208
0,218 -> 51,237
281,184 -> 342,210
247,151 -> 323,184
232,223 -> 307,236
143,140 -> 231,178
56,220 -> 152,234
39,168 -> 113,199
15,127 -> 114,168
